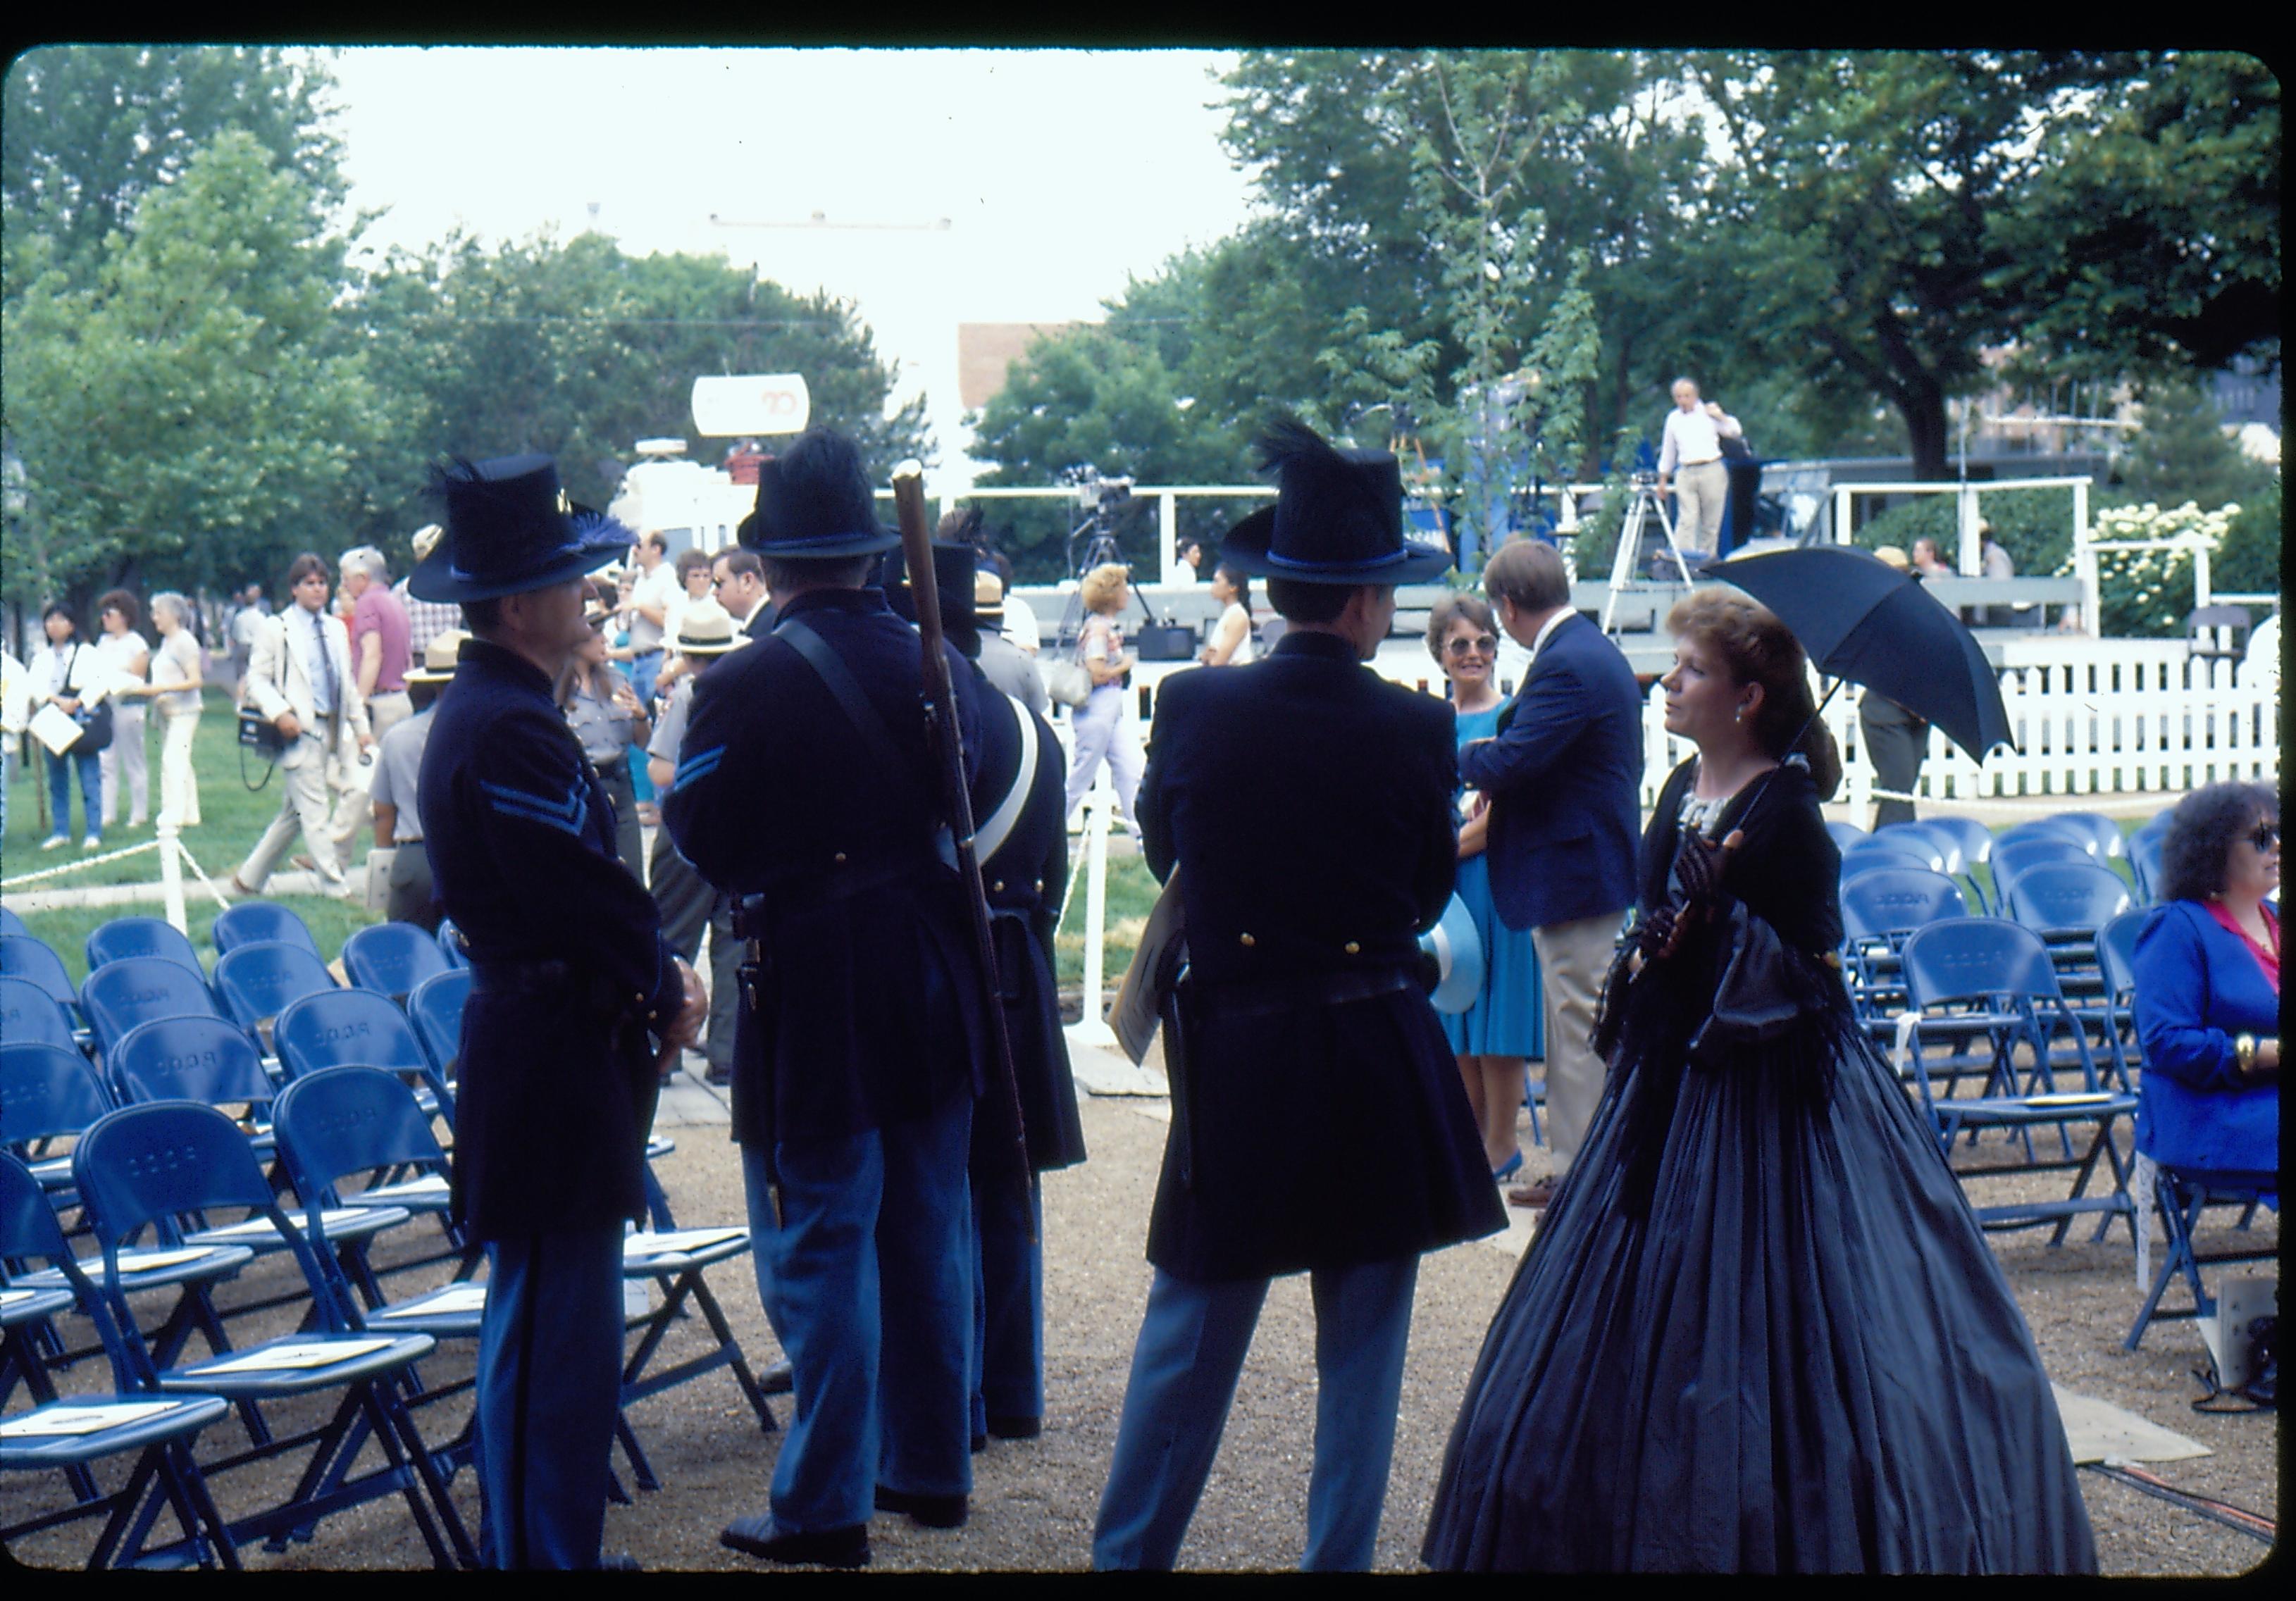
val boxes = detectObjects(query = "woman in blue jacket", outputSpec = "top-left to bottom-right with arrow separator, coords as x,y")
2131,780 -> 2278,1183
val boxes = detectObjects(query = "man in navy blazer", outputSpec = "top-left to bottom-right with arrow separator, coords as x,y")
1459,537 -> 1644,1209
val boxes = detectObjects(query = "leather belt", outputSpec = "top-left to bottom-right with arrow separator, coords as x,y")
1188,966 -> 1416,1018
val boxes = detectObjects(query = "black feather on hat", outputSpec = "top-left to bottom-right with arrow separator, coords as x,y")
1220,414 -> 1448,585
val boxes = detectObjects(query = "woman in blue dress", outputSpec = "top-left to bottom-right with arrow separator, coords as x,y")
1429,594 -> 1544,1181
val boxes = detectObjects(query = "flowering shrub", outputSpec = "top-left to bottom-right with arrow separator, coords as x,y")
2057,501 -> 2240,638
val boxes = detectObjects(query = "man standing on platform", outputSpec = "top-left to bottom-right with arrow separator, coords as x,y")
1092,419 -> 1503,1571
1656,378 -> 1742,566
412,453 -> 705,1570
667,428 -> 991,1569
1462,537 -> 1644,1213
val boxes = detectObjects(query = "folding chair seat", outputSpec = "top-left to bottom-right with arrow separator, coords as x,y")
2123,1164 -> 2278,1350
2,973 -> 82,1053
211,940 -> 338,1058
340,923 -> 452,1007
1896,918 -> 2139,1246
0,905 -> 28,939
70,1102 -> 475,1568
78,959 -> 228,1082
1,935 -> 86,1033
85,919 -> 206,983
209,901 -> 322,960
1,1152 -> 242,1571
1,1040 -> 114,1199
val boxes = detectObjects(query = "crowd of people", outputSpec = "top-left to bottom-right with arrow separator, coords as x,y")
1,387 -> 2273,1576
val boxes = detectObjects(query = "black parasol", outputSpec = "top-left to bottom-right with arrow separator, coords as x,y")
1708,544 -> 2013,761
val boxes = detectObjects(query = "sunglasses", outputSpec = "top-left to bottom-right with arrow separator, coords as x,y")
1444,635 -> 1498,658
2250,823 -> 2279,852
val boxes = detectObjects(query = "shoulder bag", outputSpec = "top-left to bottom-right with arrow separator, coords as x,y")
62,645 -> 113,754
1042,627 -> 1093,709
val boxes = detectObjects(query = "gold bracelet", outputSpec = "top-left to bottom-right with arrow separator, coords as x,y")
2234,1034 -> 2257,1073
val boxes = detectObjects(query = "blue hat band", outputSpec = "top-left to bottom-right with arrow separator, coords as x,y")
1262,545 -> 1415,575
761,528 -> 886,551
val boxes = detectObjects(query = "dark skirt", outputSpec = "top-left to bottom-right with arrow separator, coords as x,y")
1421,1023 -> 2097,1573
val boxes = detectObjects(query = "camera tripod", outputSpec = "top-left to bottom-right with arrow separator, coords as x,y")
1053,517 -> 1153,649
1600,476 -> 1699,636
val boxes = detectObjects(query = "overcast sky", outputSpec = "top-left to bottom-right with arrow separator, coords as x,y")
327,46 -> 1261,478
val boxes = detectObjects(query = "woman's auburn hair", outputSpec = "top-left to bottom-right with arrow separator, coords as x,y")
1665,587 -> 1842,800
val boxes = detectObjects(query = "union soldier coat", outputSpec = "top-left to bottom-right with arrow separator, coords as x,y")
421,637 -> 686,1240
662,586 -> 991,1145
1138,630 -> 1505,1281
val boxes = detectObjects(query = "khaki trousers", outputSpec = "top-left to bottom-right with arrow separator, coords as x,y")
1531,910 -> 1627,1173
239,724 -> 347,895
1671,459 -> 1730,555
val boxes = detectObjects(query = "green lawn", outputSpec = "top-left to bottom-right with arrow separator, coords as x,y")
4,687 -> 385,978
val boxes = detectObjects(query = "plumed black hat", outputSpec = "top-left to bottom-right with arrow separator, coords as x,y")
409,454 -> 631,604
1220,416 -> 1449,585
736,427 -> 900,559
879,540 -> 981,659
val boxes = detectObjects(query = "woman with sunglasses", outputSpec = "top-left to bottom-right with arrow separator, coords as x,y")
559,583 -> 652,878
1425,594 -> 1545,1181
2130,782 -> 2279,1188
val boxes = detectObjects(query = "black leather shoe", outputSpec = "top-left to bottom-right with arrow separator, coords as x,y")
760,1357 -> 793,1395
874,1485 -> 968,1528
598,1552 -> 643,1572
986,1413 -> 1041,1440
971,1431 -> 988,1454
720,1514 -> 869,1567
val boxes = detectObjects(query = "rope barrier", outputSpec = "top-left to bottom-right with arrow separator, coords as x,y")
1,837 -> 161,889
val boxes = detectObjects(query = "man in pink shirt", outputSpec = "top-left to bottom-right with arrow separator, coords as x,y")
334,545 -> 414,856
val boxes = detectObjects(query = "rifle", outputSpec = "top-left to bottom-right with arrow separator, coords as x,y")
890,463 -> 1034,1232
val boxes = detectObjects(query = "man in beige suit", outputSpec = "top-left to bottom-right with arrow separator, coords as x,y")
231,552 -> 372,899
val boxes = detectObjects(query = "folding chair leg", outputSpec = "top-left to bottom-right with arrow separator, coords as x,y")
377,1383 -> 479,1569
357,1386 -> 463,1571
613,1412 -> 662,1494
688,1276 -> 777,1433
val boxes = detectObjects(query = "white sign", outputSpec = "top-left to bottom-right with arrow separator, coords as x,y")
691,374 -> 811,437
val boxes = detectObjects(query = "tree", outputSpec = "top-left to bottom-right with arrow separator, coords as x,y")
2,46 -> 346,291
2111,373 -> 2278,514
4,130 -> 383,611
346,232 -> 931,553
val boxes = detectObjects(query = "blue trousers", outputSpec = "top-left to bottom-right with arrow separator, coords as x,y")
741,1092 -> 974,1533
1093,1254 -> 1420,1571
44,746 -> 101,842
474,1228 -> 625,1570
970,1171 -> 1044,1434
627,650 -> 662,804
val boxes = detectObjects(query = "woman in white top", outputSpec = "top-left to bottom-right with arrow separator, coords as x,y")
92,589 -> 152,828
27,602 -> 110,849
1062,562 -> 1144,833
1198,562 -> 1257,666
115,590 -> 204,828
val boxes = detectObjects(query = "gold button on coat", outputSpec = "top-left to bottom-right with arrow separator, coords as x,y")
1344,941 -> 1360,955
1239,932 -> 1255,947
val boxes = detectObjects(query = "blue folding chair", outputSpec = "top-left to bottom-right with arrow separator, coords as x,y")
79,959 -> 227,1077
1,1152 -> 242,1571
2006,859 -> 2133,1021
212,940 -> 337,1052
1,1040 -> 113,1200
2123,1165 -> 2278,1350
1838,868 -> 1968,1026
1897,918 -> 2139,1246
209,902 -> 321,959
84,918 -> 206,983
70,1102 -> 475,1567
2033,811 -> 2126,862
1886,820 -> 1966,878
1,935 -> 85,1030
1824,821 -> 1869,853
340,922 -> 451,1006
1839,835 -> 1938,886
2126,831 -> 2166,904
1,973 -> 82,1054
1990,836 -> 2093,916
1867,821 -> 1948,873
2091,909 -> 2150,1084
1915,816 -> 1999,911
404,968 -> 469,1128
0,905 -> 28,939
433,921 -> 468,971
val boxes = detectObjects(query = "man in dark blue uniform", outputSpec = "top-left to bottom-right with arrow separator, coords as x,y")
411,454 -> 707,1570
664,429 -> 991,1569
885,542 -> 1088,1448
1092,418 -> 1506,1571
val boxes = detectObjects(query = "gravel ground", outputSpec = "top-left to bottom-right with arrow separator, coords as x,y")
5,1085 -> 2276,1574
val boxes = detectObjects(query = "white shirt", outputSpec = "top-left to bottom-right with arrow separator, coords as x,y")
628,562 -> 678,652
1001,592 -> 1042,656
151,630 -> 202,715
28,640 -> 109,705
1,649 -> 27,735
287,604 -> 352,716
1527,606 -> 1572,667
1658,405 -> 1742,476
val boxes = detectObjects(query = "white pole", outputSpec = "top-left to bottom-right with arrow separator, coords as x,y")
1159,492 -> 1183,586
156,818 -> 188,935
1069,764 -> 1119,1050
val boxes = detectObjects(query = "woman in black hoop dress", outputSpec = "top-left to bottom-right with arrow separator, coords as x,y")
1422,592 -> 2096,1574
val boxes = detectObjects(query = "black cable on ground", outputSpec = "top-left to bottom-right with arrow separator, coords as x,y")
2081,1461 -> 2276,1546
